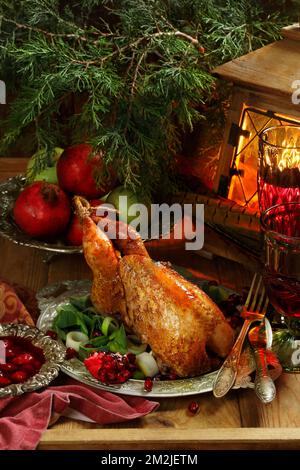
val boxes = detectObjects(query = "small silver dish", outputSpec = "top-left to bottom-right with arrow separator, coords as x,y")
0,323 -> 65,397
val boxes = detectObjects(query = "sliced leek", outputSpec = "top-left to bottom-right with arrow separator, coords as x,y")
136,352 -> 159,377
66,331 -> 89,352
101,316 -> 119,336
127,335 -> 147,354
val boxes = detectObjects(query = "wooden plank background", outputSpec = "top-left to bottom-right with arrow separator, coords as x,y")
1,158 -> 300,450
213,38 -> 300,99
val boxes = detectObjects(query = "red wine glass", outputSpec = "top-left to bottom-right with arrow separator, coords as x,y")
261,202 -> 300,372
258,125 -> 300,213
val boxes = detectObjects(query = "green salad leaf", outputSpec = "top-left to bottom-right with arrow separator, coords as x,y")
52,297 -> 130,357
78,336 -> 109,361
69,295 -> 91,311
201,282 -> 229,304
52,304 -> 92,339
107,324 -> 127,355
101,316 -> 119,336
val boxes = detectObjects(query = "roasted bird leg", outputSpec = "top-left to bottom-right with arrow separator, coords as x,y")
75,196 -> 126,315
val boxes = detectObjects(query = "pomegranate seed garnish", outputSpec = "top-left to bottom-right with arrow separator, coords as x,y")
46,330 -> 57,340
10,370 -> 28,383
188,401 -> 199,415
5,347 -> 20,359
0,363 -> 17,372
0,335 -> 45,384
106,371 -> 116,382
22,364 -> 36,375
118,371 -> 130,383
66,348 -> 78,359
12,353 -> 34,365
84,351 -> 136,384
92,330 -> 102,338
126,353 -> 136,364
32,359 -> 43,371
0,376 -> 11,386
168,373 -> 178,380
144,377 -> 153,392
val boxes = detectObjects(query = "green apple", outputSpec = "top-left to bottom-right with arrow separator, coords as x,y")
106,186 -> 151,225
52,147 -> 64,162
33,165 -> 58,184
26,147 -> 64,183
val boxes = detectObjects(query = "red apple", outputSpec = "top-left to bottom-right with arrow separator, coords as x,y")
66,199 -> 104,246
65,214 -> 82,246
57,143 -> 116,198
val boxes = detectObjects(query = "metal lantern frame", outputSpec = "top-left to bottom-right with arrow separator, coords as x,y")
213,25 -> 300,213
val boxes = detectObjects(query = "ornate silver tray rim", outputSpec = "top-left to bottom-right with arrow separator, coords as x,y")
36,279 -> 259,398
0,323 -> 66,397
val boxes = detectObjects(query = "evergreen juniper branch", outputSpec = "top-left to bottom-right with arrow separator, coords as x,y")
0,15 -> 114,42
71,30 -> 204,67
0,0 -> 296,197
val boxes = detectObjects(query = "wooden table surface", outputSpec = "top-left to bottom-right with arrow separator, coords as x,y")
1,158 -> 300,450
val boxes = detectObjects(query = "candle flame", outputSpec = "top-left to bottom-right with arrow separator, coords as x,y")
279,137 -> 300,171
265,137 -> 300,170
228,106 -> 300,210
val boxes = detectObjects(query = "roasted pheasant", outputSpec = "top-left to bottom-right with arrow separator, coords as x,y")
75,197 -> 234,377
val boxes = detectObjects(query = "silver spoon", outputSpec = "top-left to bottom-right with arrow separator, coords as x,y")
248,319 -> 276,404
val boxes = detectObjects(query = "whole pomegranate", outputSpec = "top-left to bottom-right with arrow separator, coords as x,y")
13,182 -> 71,239
57,143 -> 116,198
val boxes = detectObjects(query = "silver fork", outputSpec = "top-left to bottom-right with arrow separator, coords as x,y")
213,273 -> 269,398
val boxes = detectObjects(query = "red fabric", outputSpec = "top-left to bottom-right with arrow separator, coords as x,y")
0,378 -> 159,450
0,279 -> 34,325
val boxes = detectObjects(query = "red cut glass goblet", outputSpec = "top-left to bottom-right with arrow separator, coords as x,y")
261,202 -> 300,372
258,125 -> 300,213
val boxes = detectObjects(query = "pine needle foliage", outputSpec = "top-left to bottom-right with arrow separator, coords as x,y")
0,0 -> 297,196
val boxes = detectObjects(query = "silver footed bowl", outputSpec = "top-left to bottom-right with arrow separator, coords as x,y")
0,175 -> 171,255
0,323 -> 66,397
0,175 -> 82,254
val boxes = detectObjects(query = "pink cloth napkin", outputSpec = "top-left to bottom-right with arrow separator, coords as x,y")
0,280 -> 159,450
0,378 -> 159,450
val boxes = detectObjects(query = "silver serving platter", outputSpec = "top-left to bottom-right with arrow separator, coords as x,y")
36,279 -> 262,398
0,323 -> 66,397
0,175 -> 82,254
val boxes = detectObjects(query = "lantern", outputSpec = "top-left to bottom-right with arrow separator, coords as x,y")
213,24 -> 300,211
174,25 -> 300,259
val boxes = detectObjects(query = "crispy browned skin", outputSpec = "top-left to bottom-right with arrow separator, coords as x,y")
82,216 -> 126,315
96,217 -> 149,258
120,256 -> 234,376
76,198 -> 234,377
